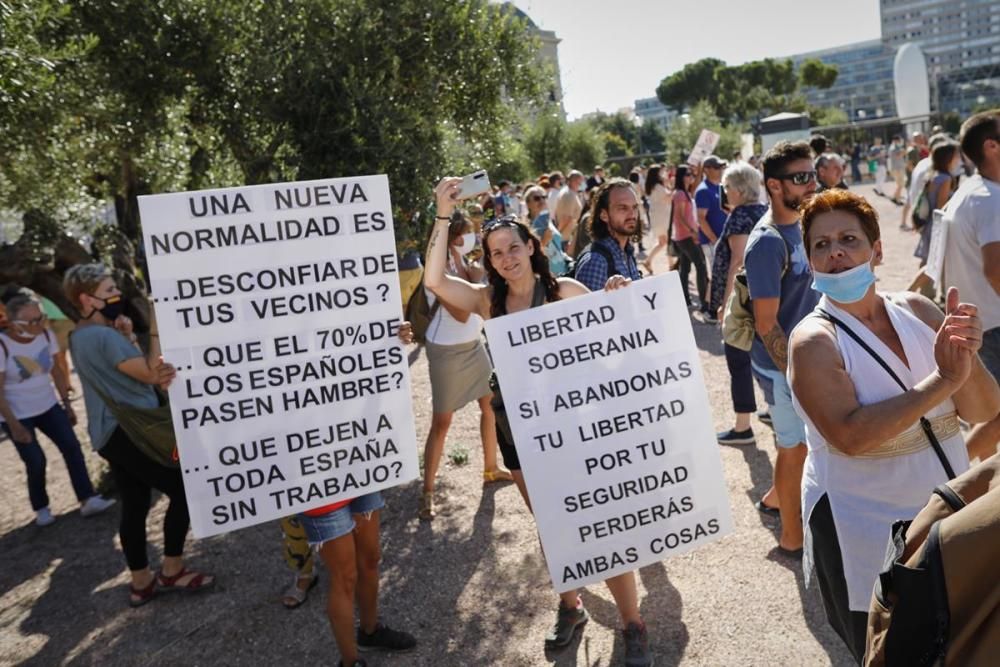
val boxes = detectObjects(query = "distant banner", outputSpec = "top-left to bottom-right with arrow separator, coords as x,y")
138,175 -> 418,538
687,129 -> 721,166
484,273 -> 733,592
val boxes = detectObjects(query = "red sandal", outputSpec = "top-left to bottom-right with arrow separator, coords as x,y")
156,567 -> 216,593
128,577 -> 157,608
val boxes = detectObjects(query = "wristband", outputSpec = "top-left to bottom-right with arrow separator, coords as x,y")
435,216 -> 452,221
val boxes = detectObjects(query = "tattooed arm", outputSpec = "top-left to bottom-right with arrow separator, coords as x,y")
423,178 -> 487,314
752,296 -> 788,372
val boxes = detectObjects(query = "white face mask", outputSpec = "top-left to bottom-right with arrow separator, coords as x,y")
457,233 -> 476,256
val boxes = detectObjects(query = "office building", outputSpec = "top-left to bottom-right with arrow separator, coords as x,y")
790,40 -> 898,122
634,97 -> 678,130
880,0 -> 1000,114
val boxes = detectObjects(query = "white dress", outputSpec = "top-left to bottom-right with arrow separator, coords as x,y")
792,295 -> 969,612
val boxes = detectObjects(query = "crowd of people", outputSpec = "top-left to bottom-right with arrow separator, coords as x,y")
6,108 -> 1000,667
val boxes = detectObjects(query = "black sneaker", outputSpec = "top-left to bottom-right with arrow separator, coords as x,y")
357,623 -> 416,653
545,598 -> 589,648
337,661 -> 367,667
623,622 -> 653,666
757,410 -> 773,427
717,428 -> 755,445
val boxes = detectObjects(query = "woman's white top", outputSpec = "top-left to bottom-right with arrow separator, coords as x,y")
0,332 -> 60,421
648,184 -> 671,234
425,256 -> 484,346
792,295 -> 969,611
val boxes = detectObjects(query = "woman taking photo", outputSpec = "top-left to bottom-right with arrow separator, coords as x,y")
64,264 -> 214,607
420,212 -> 511,520
423,178 -> 653,667
788,190 -> 1000,662
670,166 -> 708,312
0,288 -> 114,526
641,164 -> 671,275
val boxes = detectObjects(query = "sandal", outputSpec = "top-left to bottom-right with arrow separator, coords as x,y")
156,567 -> 216,594
418,491 -> 436,521
282,572 -> 318,610
483,468 -> 513,485
129,577 -> 157,608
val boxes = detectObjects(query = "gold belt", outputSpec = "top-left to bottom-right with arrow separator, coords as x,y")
831,411 -> 962,459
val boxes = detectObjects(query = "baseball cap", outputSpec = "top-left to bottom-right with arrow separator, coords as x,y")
702,155 -> 727,169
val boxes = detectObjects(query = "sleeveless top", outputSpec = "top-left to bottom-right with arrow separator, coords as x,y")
792,295 -> 969,611
488,277 -> 547,397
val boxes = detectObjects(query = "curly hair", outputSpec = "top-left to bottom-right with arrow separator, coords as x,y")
799,189 -> 880,258
481,217 -> 559,318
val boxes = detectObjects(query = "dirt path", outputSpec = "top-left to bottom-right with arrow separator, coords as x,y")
0,184 -> 921,666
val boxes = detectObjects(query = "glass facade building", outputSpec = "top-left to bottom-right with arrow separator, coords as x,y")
790,40 -> 898,122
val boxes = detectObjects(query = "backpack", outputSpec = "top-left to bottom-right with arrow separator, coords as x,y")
721,221 -> 790,351
404,273 -> 441,345
911,180 -> 932,230
864,453 -> 1000,667
569,242 -> 617,284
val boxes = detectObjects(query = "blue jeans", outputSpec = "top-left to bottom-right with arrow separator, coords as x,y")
4,403 -> 95,511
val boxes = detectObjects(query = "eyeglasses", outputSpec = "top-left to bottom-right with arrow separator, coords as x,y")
774,170 -> 817,186
13,314 -> 47,326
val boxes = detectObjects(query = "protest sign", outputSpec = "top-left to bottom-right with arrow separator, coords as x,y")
687,129 -> 721,166
137,175 -> 418,538
484,272 -> 733,592
922,209 -> 947,287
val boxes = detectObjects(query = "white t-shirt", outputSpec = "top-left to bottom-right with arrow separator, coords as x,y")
908,157 -> 933,205
0,331 -> 60,420
425,259 -> 484,345
942,174 -> 1000,331
546,188 -> 561,213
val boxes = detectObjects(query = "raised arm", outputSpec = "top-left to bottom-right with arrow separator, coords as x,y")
423,178 -> 488,315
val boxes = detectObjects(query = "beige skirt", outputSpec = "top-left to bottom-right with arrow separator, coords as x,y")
425,339 -> 492,414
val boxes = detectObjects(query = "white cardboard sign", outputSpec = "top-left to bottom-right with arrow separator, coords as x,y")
687,129 -> 722,166
484,272 -> 733,592
922,208 -> 947,287
137,175 -> 418,537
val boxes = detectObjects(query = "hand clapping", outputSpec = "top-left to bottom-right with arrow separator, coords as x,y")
934,287 -> 982,386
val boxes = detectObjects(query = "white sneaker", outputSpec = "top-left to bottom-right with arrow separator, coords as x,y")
36,507 -> 55,526
80,495 -> 117,517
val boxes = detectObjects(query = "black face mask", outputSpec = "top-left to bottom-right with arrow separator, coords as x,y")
89,294 -> 124,321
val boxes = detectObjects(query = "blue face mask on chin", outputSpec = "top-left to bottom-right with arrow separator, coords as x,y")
811,255 -> 876,304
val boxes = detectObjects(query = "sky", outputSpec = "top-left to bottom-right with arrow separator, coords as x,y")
514,0 -> 883,119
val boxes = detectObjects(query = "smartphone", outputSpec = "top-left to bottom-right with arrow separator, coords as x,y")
456,170 -> 491,200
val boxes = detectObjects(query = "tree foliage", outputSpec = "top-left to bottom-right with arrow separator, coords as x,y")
663,102 -> 742,165
1,0 -> 546,250
656,56 -> 838,125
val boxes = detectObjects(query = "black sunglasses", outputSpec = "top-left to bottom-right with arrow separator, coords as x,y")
774,170 -> 817,186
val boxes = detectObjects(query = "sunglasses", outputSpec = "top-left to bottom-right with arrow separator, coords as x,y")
774,170 -> 817,186
13,314 -> 47,326
482,214 -> 520,232
528,195 -> 546,202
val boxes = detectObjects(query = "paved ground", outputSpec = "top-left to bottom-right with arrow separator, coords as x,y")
0,184 -> 921,666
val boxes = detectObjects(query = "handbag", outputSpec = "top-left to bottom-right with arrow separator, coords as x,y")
815,308 -> 956,479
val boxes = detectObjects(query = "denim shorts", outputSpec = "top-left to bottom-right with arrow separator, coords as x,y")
751,362 -> 806,448
298,492 -> 384,548
980,327 -> 1000,383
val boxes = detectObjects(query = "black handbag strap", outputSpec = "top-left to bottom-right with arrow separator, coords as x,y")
815,308 -> 957,480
